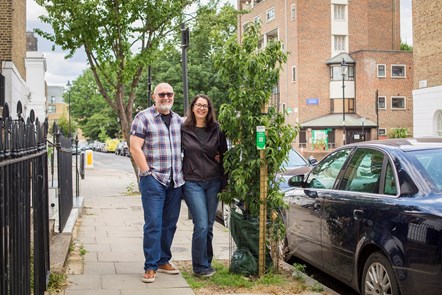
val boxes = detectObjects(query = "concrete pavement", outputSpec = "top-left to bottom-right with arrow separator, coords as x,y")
61,159 -> 231,295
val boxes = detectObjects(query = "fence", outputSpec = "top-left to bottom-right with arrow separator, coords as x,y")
0,102 -> 50,295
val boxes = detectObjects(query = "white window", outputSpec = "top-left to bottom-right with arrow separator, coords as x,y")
291,4 -> 296,20
437,112 -> 442,136
258,38 -> 264,50
391,96 -> 406,110
378,96 -> 386,109
391,64 -> 406,78
334,35 -> 346,51
254,15 -> 261,24
377,64 -> 386,77
292,66 -> 296,82
378,128 -> 386,136
266,7 -> 275,22
48,105 -> 56,114
334,5 -> 345,20
243,22 -> 251,32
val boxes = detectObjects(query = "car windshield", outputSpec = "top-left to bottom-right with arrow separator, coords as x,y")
408,149 -> 442,190
281,149 -> 309,169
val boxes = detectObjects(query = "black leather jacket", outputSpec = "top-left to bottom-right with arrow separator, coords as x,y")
182,123 -> 228,185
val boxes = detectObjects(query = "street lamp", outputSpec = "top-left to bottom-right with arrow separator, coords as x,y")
340,59 -> 348,145
66,80 -> 72,138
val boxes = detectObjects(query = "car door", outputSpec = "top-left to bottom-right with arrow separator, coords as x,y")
285,148 -> 352,268
321,148 -> 392,283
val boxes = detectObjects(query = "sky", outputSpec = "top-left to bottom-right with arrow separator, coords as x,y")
26,0 -> 413,86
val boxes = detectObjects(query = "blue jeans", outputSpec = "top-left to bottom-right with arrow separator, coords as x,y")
183,179 -> 222,273
139,175 -> 182,271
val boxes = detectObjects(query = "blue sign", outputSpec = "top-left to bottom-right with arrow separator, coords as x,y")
306,98 -> 319,105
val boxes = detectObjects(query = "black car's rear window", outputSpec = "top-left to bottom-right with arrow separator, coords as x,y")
407,149 -> 442,191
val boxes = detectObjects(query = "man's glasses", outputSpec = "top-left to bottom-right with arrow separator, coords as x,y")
156,92 -> 174,98
194,103 -> 209,110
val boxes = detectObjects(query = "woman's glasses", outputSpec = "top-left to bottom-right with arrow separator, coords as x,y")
194,103 -> 209,110
156,92 -> 174,98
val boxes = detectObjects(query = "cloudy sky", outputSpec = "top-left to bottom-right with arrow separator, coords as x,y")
26,0 -> 413,86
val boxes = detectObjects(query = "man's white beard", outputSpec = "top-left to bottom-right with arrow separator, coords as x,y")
158,104 -> 172,112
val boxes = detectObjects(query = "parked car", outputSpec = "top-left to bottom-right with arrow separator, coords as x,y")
105,138 -> 120,153
281,138 -> 442,295
216,147 -> 316,226
71,144 -> 81,155
278,148 -> 317,191
115,141 -> 128,156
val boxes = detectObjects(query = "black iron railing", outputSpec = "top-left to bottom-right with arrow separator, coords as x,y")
0,101 -> 50,295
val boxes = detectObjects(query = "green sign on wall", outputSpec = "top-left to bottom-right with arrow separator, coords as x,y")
256,126 -> 266,150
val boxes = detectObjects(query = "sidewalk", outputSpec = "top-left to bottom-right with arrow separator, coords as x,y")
61,162 -> 231,295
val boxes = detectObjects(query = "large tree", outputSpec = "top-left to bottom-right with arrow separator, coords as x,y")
35,0 -> 204,175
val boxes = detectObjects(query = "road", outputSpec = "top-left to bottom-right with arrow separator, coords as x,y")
88,152 -> 359,295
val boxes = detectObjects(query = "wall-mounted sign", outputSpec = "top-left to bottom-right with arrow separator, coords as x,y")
256,126 -> 266,150
306,98 -> 319,105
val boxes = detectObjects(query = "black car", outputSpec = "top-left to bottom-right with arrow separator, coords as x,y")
282,138 -> 442,295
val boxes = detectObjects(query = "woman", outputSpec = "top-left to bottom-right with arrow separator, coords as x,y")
182,94 -> 228,277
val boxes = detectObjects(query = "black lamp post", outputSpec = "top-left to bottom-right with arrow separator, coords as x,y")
340,59 -> 348,146
66,80 -> 72,137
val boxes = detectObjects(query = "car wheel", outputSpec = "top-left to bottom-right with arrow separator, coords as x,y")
362,251 -> 400,295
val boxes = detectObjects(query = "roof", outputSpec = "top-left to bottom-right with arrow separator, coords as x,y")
355,137 -> 442,152
300,113 -> 377,128
326,53 -> 355,65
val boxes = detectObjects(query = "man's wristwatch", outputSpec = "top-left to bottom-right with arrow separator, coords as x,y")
139,170 -> 152,177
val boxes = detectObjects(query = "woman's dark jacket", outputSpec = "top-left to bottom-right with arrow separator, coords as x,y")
182,123 -> 228,187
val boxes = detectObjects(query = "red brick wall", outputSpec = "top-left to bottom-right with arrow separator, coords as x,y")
0,0 -> 26,78
352,50 -> 413,136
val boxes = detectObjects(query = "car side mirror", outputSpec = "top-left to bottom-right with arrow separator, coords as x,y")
288,175 -> 304,187
308,156 -> 318,166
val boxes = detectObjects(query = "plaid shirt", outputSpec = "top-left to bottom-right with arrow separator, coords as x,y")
131,106 -> 184,188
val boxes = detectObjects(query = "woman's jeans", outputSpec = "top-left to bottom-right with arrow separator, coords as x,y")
139,175 -> 182,271
183,179 -> 222,273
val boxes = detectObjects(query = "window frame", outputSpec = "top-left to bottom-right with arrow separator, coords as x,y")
391,64 -> 406,78
266,7 -> 275,22
378,96 -> 386,110
48,105 -> 56,114
291,4 -> 296,21
377,64 -> 386,78
334,35 -> 346,51
254,15 -> 261,24
378,128 -> 387,136
391,96 -> 406,110
334,4 -> 345,20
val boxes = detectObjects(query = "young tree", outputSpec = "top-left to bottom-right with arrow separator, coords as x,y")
215,23 -> 298,219
35,0 -> 202,175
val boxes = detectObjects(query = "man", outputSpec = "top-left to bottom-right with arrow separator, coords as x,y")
130,83 -> 184,283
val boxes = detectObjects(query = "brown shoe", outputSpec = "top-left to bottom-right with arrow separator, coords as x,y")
142,270 -> 156,283
158,263 -> 179,274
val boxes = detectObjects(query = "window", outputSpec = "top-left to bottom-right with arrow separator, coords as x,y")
330,65 -> 355,81
291,4 -> 296,20
281,103 -> 286,114
437,112 -> 442,136
48,105 -> 56,114
378,96 -> 386,109
334,35 -> 346,51
305,149 -> 352,189
378,128 -> 386,136
391,64 -> 406,78
334,4 -> 345,20
257,39 -> 264,50
254,15 -> 261,24
391,96 -> 406,110
339,149 -> 385,193
292,66 -> 296,82
377,64 -> 386,77
266,7 -> 275,22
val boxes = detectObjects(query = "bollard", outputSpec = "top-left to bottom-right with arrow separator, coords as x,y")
80,152 -> 85,179
85,149 -> 94,168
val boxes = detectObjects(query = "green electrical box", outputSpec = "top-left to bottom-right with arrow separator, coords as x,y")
256,126 -> 266,150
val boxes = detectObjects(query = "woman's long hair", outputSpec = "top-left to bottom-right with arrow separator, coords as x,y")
183,94 -> 217,130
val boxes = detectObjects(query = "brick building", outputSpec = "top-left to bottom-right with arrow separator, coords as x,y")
412,0 -> 442,137
0,0 -> 30,117
236,0 -> 413,149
